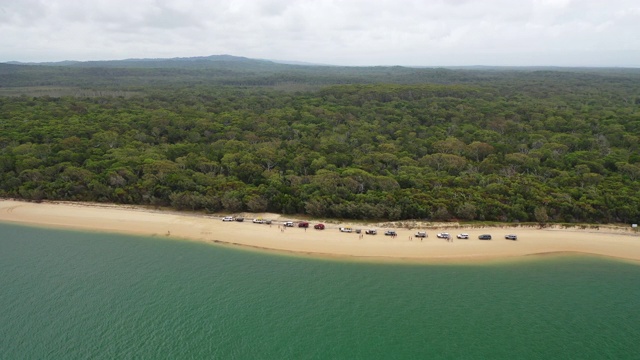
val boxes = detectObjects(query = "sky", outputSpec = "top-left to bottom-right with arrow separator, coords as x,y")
1,0 -> 639,67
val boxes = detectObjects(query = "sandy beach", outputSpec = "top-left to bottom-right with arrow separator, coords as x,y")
1,199 -> 639,263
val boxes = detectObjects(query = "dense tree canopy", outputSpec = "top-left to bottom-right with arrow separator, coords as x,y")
1,61 -> 639,223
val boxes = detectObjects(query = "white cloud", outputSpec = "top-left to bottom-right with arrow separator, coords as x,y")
0,0 -> 638,66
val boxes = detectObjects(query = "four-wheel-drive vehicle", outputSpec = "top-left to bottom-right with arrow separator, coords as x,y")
298,221 -> 309,228
314,223 -> 325,230
505,234 -> 518,240
415,231 -> 427,238
365,229 -> 377,235
456,233 -> 469,239
284,221 -> 295,227
222,216 -> 234,222
339,227 -> 353,233
265,220 -> 272,225
235,217 -> 244,222
252,218 -> 265,224
384,230 -> 397,236
437,232 -> 451,239
478,234 -> 492,240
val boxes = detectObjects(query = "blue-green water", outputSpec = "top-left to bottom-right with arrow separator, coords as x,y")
1,223 -> 640,359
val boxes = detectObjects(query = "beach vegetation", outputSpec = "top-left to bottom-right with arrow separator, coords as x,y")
1,61 -> 640,223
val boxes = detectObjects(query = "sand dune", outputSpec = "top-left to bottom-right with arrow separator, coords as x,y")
2,199 -> 639,263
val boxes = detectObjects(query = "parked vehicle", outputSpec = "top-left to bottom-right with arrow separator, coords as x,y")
298,221 -> 309,228
222,216 -> 234,222
284,221 -> 295,227
355,229 -> 361,234
235,217 -> 244,222
456,233 -> 469,239
505,234 -> 518,240
265,220 -> 272,225
314,223 -> 325,230
437,232 -> 451,239
384,230 -> 397,236
478,234 -> 492,240
252,218 -> 265,224
415,231 -> 427,238
339,227 -> 353,233
365,229 -> 377,235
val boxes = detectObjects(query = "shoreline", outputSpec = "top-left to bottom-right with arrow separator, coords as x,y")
2,199 -> 640,264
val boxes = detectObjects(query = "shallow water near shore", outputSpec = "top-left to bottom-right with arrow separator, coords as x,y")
2,222 -> 640,359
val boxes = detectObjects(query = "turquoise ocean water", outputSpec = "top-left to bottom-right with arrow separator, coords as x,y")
1,222 -> 639,359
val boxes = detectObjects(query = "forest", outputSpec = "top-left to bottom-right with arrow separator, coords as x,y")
1,57 -> 640,224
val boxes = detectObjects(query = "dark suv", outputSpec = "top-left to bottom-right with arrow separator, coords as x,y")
478,234 -> 492,240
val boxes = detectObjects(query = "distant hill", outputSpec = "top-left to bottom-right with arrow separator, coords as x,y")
5,55 -> 639,71
6,55 -> 282,69
2,54 -> 640,91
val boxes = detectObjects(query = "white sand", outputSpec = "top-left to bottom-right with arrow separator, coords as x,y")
2,199 -> 640,263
